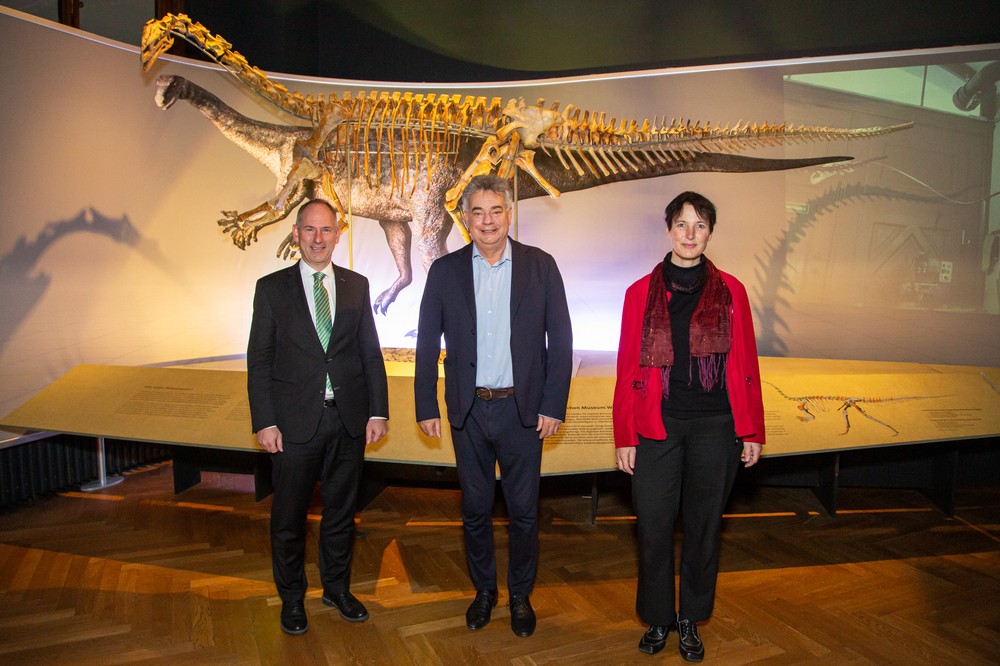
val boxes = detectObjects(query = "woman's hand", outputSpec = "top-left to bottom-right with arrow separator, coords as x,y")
616,446 -> 636,475
740,441 -> 762,467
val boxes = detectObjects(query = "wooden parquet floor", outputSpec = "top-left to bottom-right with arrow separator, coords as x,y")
0,463 -> 997,665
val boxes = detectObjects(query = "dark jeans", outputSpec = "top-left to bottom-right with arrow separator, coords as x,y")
269,404 -> 365,602
451,395 -> 542,597
632,413 -> 740,624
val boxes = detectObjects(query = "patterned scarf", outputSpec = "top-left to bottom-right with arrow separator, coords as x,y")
639,256 -> 732,397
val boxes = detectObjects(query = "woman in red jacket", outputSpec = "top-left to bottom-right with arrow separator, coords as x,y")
613,191 -> 765,661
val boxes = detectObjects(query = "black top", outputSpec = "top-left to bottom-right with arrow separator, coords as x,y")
661,256 -> 731,420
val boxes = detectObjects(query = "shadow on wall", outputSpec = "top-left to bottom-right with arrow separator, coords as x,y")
0,208 -> 167,357
751,182 -> 942,357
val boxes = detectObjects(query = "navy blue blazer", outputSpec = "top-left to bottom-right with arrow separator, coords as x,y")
247,262 -> 388,442
414,239 -> 573,428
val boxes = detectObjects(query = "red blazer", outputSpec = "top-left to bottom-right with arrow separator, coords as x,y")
612,268 -> 765,448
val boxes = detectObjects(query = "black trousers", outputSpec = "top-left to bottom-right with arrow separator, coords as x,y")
632,413 -> 740,624
451,395 -> 542,597
269,404 -> 365,602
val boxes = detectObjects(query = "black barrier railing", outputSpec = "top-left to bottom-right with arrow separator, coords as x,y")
0,434 -> 170,507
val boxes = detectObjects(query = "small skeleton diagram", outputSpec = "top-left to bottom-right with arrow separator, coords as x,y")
763,380 -> 946,436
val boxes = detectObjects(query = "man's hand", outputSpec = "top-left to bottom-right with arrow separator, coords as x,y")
536,415 -> 561,439
366,418 -> 387,444
257,426 -> 283,453
616,446 -> 636,475
418,418 -> 441,438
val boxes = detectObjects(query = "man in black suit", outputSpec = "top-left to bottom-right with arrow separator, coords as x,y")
247,200 -> 389,636
414,174 -> 573,637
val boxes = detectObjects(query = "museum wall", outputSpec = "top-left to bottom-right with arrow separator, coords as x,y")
1,9 -> 997,424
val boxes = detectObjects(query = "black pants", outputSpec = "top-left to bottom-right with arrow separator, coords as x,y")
632,413 -> 740,624
269,404 -> 365,602
451,395 -> 542,597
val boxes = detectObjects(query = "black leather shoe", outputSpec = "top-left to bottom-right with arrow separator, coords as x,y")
322,591 -> 369,622
508,595 -> 536,637
465,589 -> 498,630
279,600 -> 308,636
638,621 -> 677,654
678,619 -> 705,662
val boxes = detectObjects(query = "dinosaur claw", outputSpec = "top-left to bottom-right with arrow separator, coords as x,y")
373,290 -> 394,315
218,211 -> 241,231
229,226 -> 254,249
276,233 -> 297,260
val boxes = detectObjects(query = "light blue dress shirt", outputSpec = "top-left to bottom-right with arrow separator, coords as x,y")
472,240 -> 513,389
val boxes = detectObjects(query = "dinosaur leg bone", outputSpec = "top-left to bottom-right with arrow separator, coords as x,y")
514,150 -> 561,199
843,401 -> 900,436
796,401 -> 817,422
374,219 -> 413,315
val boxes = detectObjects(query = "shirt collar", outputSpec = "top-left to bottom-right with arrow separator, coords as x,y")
299,260 -> 334,281
471,239 -> 512,265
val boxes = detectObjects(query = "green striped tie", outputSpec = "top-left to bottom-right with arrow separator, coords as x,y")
313,271 -> 334,394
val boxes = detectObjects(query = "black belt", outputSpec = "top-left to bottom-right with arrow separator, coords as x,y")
323,398 -> 336,408
475,387 -> 514,400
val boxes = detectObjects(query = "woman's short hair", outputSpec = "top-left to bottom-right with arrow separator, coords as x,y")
664,191 -> 717,232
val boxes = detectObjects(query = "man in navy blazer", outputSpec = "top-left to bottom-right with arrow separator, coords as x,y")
248,200 -> 388,636
414,174 -> 573,637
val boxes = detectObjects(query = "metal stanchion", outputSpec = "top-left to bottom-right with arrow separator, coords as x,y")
80,436 -> 125,491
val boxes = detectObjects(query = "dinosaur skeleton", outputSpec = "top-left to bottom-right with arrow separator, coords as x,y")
762,380 -> 946,436
140,13 -> 912,313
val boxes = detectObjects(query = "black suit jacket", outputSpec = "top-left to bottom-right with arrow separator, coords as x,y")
247,262 -> 388,442
414,239 -> 573,428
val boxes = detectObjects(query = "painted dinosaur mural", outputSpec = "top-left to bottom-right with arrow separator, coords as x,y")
140,14 -> 911,313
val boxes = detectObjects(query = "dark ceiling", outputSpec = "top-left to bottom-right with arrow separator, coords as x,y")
7,0 -> 1000,81
172,0 -> 1000,81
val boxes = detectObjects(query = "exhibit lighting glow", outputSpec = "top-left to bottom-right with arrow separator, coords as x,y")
570,311 -> 621,351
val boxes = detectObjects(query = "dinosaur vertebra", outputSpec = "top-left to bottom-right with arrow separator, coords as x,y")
141,13 -> 911,313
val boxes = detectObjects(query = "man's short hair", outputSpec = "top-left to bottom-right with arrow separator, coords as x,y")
296,199 -> 338,227
460,174 -> 514,211
664,191 -> 717,232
